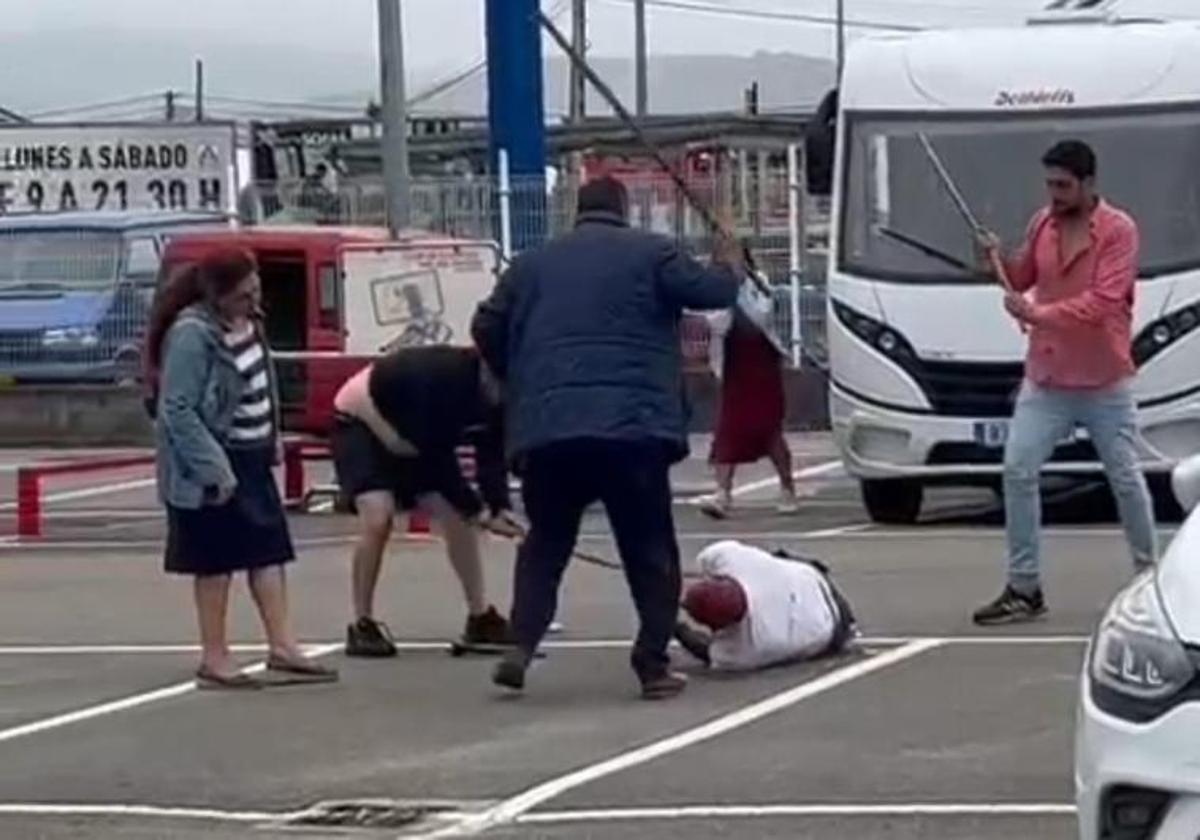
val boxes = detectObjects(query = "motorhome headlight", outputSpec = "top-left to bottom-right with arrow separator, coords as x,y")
1133,301 -> 1200,366
832,300 -> 916,364
42,326 -> 100,348
1090,572 -> 1195,717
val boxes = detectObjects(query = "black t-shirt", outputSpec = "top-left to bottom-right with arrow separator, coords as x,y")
367,346 -> 509,516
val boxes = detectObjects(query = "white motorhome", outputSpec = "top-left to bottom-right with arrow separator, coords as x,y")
828,9 -> 1200,523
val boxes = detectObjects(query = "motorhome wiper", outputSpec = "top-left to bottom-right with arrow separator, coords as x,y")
877,226 -> 975,273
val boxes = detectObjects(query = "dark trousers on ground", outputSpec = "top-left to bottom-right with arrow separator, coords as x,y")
511,439 -> 681,679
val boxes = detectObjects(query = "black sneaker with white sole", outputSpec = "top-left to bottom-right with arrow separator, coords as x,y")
972,586 -> 1047,626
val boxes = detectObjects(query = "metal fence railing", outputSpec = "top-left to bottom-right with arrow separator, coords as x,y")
0,153 -> 829,384
240,150 -> 830,370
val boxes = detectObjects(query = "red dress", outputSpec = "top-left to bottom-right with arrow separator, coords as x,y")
710,316 -> 786,465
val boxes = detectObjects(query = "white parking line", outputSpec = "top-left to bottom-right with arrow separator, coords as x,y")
518,802 -> 1077,824
0,636 -> 1085,656
0,643 -> 342,746
415,640 -> 942,838
0,803 -> 291,823
0,478 -> 156,513
682,460 -> 845,505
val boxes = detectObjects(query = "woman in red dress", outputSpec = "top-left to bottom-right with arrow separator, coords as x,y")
701,309 -> 799,519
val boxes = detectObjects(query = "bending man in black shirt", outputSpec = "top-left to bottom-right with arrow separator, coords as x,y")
331,345 -> 522,656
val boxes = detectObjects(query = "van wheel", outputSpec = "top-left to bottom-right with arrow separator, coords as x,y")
861,479 -> 923,525
1149,475 -> 1184,524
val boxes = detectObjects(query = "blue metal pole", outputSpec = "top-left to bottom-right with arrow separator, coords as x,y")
486,0 -> 547,249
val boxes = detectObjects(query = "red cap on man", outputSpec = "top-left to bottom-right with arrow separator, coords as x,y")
682,576 -> 748,631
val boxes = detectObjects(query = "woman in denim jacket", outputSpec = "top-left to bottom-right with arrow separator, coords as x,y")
145,248 -> 337,689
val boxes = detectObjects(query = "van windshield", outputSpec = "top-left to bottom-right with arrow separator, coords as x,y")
839,108 -> 1200,282
0,231 -> 122,291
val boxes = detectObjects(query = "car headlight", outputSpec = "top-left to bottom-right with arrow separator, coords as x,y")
1090,572 -> 1197,720
42,326 -> 100,348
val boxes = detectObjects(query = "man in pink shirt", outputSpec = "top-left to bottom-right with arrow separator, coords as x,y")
973,140 -> 1156,625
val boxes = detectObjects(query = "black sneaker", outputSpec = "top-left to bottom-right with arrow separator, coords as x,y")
640,670 -> 688,701
972,586 -> 1047,626
464,606 -> 514,647
492,649 -> 530,692
345,617 -> 398,658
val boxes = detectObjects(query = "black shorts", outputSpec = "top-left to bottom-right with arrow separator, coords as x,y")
330,415 -> 431,512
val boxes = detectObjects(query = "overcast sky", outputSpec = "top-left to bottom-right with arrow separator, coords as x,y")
8,0 -> 1196,64
1,0 -> 1196,112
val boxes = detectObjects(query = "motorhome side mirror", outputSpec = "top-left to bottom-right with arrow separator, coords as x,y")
1171,453 -> 1200,514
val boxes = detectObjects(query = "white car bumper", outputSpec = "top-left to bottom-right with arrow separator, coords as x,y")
831,383 -> 1179,481
1075,668 -> 1200,839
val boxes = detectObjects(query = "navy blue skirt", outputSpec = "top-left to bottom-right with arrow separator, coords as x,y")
165,446 -> 295,576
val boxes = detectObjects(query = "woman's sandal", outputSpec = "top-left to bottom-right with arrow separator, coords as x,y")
264,656 -> 340,685
195,667 -> 264,691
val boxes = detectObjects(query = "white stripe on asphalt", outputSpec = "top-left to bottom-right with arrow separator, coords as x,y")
518,803 -> 1077,824
680,459 -> 844,505
0,478 -> 156,512
412,640 -> 942,838
0,636 -> 1086,656
0,643 -> 342,746
0,803 -> 293,823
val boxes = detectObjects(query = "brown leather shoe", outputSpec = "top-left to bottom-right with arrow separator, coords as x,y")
640,670 -> 688,701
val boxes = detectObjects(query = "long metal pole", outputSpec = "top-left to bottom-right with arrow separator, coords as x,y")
570,0 -> 587,122
836,0 -> 845,80
377,0 -> 411,234
634,0 -> 648,116
539,10 -> 770,296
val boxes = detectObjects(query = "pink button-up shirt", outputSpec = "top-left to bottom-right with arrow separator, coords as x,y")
1006,199 -> 1138,389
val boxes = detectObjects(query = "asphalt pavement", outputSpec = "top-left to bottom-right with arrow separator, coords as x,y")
0,433 -> 1176,839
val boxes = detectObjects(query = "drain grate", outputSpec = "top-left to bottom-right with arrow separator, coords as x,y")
283,800 -> 456,830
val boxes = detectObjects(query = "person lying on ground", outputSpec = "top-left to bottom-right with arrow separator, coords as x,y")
674,540 -> 858,671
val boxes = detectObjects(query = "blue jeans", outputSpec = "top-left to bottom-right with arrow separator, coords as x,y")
1004,379 -> 1157,593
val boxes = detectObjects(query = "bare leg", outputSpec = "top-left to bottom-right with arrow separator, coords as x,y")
768,434 -> 797,496
421,493 -> 487,616
701,464 -> 736,518
194,574 -> 236,675
248,564 -> 306,661
351,491 -> 396,620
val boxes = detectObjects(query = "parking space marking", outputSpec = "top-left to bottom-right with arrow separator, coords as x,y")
517,802 -> 1077,824
0,643 -> 342,746
415,640 -> 943,838
682,460 -> 844,505
0,636 -> 1085,657
0,803 -> 292,823
0,478 -> 156,513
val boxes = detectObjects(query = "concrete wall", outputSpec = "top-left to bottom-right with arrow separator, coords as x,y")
0,371 -> 831,446
0,386 -> 154,446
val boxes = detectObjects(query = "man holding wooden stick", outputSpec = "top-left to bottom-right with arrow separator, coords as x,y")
972,139 -> 1157,625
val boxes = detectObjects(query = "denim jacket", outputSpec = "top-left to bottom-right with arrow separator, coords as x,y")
155,304 -> 282,509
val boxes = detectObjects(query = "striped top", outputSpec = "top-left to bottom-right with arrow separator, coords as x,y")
223,325 -> 274,447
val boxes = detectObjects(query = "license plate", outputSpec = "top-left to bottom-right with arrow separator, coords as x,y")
974,422 -> 1083,449
975,421 -> 1009,448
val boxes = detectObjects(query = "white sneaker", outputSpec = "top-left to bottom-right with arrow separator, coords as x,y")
699,493 -> 732,519
776,490 -> 801,514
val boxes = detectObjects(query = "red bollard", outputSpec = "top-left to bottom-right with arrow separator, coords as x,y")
283,442 -> 305,507
17,469 -> 42,540
407,509 -> 432,536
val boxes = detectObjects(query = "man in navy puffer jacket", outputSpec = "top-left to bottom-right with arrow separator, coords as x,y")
472,176 -> 741,699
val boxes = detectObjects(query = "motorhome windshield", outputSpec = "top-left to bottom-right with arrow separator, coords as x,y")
0,231 -> 121,291
840,107 -> 1200,282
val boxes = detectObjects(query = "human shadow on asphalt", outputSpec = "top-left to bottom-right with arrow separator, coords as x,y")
920,478 -> 1184,528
